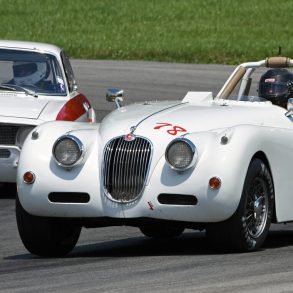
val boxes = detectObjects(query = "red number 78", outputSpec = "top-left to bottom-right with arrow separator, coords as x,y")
154,122 -> 187,135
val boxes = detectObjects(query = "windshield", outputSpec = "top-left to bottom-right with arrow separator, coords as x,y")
227,95 -> 269,102
0,49 -> 67,96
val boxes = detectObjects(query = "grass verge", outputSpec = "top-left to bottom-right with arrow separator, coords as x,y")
0,0 -> 292,64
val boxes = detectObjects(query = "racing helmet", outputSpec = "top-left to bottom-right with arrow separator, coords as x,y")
13,61 -> 47,85
259,68 -> 293,108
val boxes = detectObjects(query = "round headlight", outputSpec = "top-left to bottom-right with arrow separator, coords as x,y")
53,135 -> 84,167
165,138 -> 197,171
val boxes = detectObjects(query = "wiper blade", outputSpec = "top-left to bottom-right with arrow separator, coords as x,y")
1,84 -> 38,98
0,84 -> 16,91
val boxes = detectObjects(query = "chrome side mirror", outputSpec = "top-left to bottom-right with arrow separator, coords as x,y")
285,98 -> 293,117
106,88 -> 124,108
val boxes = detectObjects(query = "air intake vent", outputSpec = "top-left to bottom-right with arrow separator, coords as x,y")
103,136 -> 152,202
48,192 -> 90,203
158,193 -> 198,205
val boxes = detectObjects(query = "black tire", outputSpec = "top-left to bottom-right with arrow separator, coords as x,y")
139,225 -> 184,238
16,196 -> 81,257
206,158 -> 274,252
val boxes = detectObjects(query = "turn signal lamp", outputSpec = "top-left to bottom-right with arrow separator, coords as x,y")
23,171 -> 35,184
209,177 -> 221,190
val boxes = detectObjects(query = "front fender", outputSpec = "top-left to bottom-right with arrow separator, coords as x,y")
17,121 -> 108,217
143,125 -> 266,222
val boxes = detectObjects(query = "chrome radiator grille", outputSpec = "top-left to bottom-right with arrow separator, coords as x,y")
0,125 -> 20,145
103,136 -> 152,202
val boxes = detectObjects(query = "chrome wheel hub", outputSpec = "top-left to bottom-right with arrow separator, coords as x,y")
253,198 -> 262,218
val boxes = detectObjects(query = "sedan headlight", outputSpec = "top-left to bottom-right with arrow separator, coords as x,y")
53,135 -> 84,168
16,126 -> 35,148
165,138 -> 197,171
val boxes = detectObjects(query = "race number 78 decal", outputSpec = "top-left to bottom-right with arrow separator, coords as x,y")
154,122 -> 187,135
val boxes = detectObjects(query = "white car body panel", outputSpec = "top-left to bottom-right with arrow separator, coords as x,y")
17,96 -> 293,223
0,40 -> 96,183
0,94 -> 48,119
17,56 -> 293,231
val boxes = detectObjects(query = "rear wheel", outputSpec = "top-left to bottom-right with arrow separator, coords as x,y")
139,225 -> 184,238
206,158 -> 274,252
16,196 -> 81,257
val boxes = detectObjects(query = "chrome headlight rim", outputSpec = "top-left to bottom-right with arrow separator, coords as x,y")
165,137 -> 197,171
52,134 -> 84,168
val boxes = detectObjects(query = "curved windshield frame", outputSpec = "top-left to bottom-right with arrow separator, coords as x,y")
0,49 -> 67,96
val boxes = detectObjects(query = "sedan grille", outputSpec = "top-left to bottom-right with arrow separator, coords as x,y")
103,136 -> 152,202
0,125 -> 20,145
0,149 -> 11,158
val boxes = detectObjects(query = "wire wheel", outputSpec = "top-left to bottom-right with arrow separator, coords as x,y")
245,177 -> 269,239
206,158 -> 274,252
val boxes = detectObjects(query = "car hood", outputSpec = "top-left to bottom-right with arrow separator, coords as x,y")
0,94 -> 48,119
100,99 -> 283,143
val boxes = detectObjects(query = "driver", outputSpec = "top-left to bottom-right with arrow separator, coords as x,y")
259,68 -> 293,108
12,61 -> 48,88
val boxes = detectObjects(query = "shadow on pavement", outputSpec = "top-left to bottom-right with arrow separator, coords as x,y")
0,183 -> 16,198
71,229 -> 293,257
263,230 -> 293,249
6,229 -> 293,260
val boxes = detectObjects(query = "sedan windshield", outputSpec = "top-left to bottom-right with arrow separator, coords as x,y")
0,49 -> 67,96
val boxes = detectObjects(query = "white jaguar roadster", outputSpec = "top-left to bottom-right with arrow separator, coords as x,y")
0,40 -> 96,184
16,56 -> 293,256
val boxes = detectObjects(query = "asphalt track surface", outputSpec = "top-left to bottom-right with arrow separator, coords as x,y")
1,61 -> 293,292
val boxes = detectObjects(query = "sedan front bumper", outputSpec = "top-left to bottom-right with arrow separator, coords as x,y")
0,146 -> 20,182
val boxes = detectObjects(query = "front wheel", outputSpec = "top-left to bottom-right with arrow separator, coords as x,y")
206,158 -> 274,252
16,196 -> 81,257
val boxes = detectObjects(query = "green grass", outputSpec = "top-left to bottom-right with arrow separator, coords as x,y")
0,0 -> 292,64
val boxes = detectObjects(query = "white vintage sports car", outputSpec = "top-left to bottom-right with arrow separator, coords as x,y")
0,40 -> 96,183
16,56 -> 293,256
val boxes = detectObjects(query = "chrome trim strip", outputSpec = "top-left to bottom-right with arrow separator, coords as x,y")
129,102 -> 187,134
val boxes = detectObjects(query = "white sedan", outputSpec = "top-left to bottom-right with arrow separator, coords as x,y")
16,56 -> 293,256
0,40 -> 96,183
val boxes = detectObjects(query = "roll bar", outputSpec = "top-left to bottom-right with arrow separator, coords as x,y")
216,57 -> 293,99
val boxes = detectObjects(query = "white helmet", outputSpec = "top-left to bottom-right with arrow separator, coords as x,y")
13,62 -> 47,85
